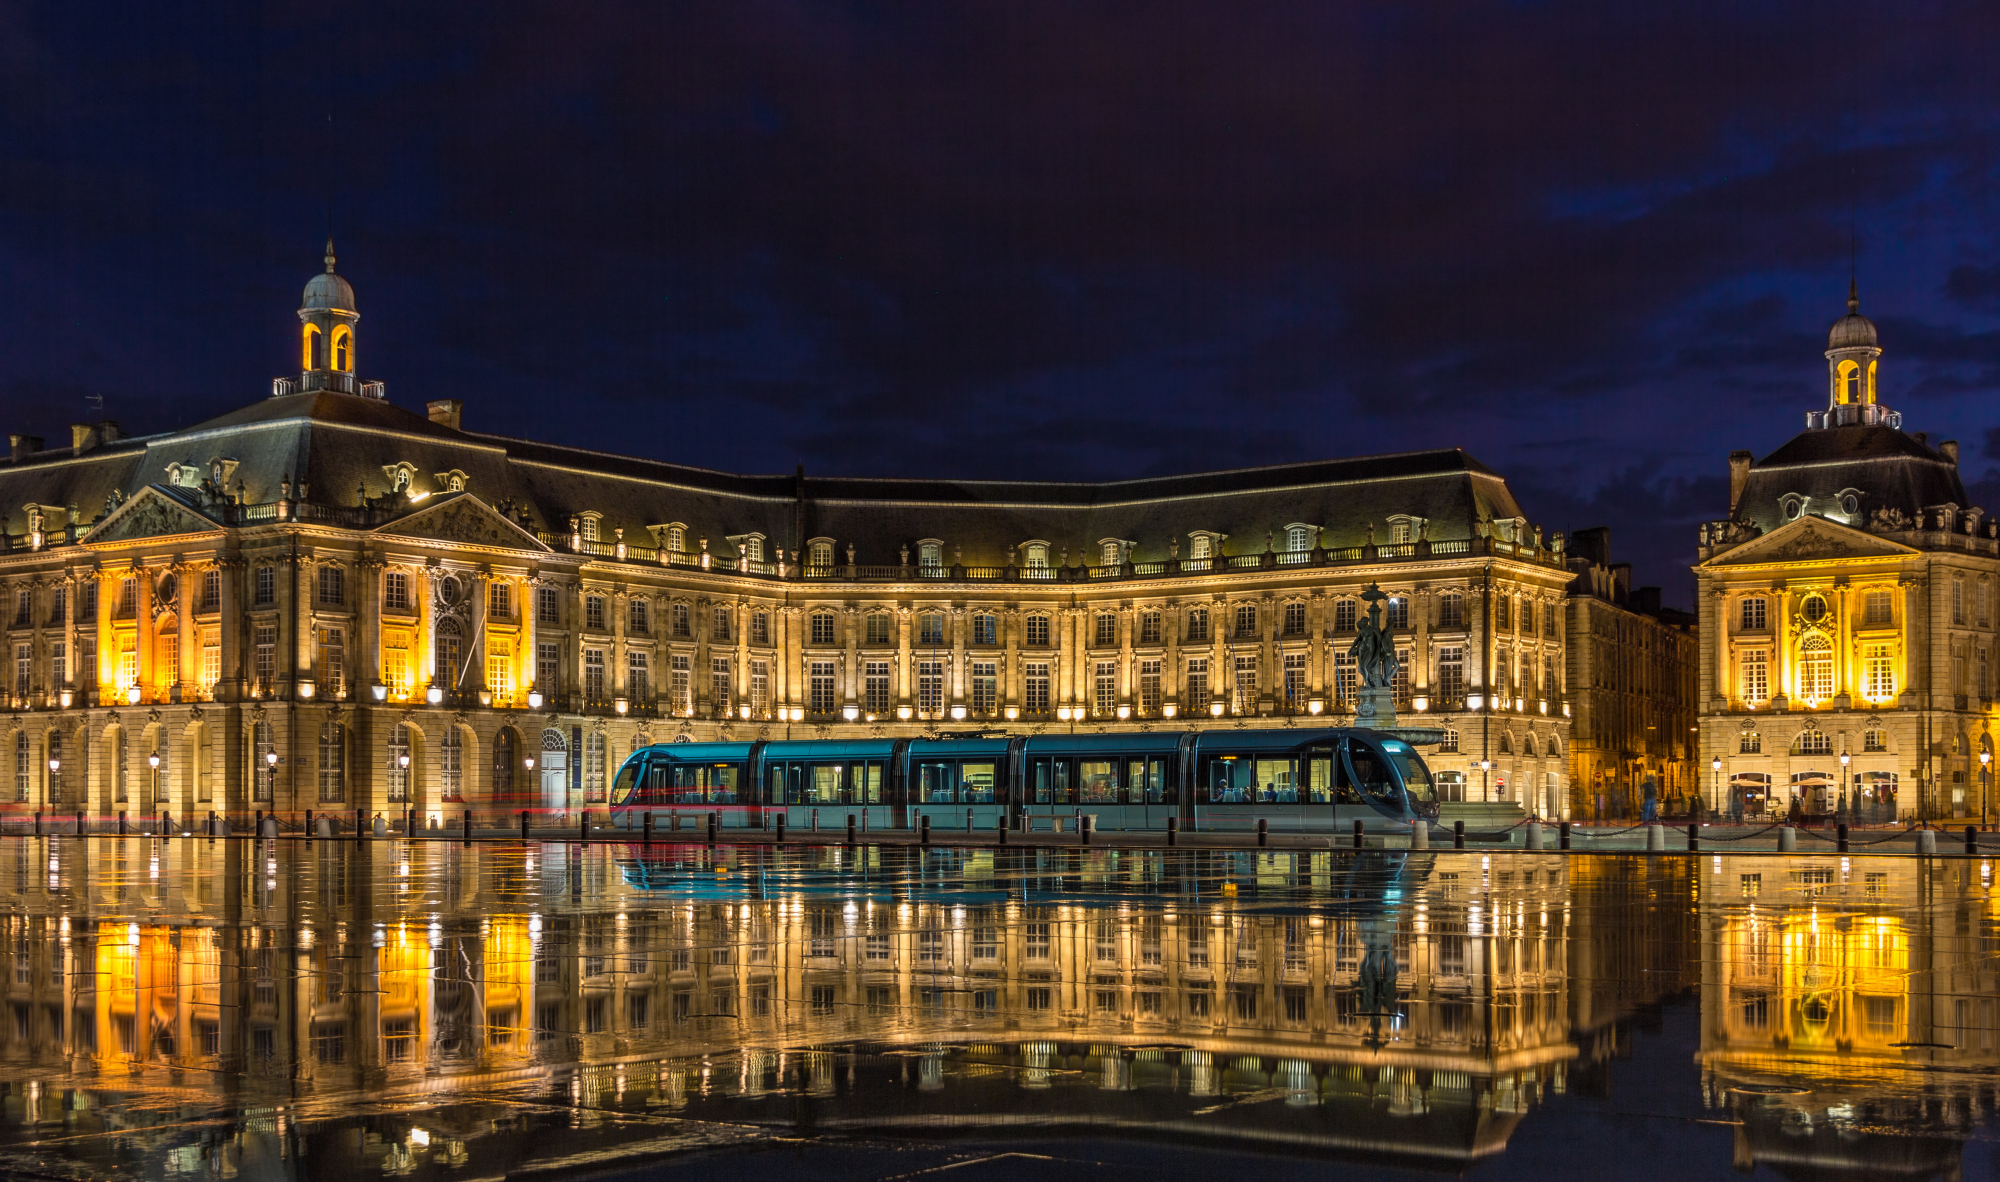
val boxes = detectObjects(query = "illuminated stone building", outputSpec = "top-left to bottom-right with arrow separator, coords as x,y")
1696,287 -> 1999,821
1564,528 -> 1699,817
0,248 -> 1573,825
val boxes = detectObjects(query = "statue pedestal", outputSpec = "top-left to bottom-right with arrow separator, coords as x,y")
1354,687 -> 1398,729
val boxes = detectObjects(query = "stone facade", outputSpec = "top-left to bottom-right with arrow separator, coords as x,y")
0,249 -> 1574,825
1695,288 -> 1998,821
1563,528 -> 1699,818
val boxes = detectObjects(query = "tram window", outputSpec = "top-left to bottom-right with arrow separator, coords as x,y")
1255,759 -> 1297,803
646,762 -> 673,803
767,765 -> 786,805
1306,757 -> 1334,804
961,762 -> 997,803
611,761 -> 642,805
1129,759 -> 1166,804
1054,761 -> 1073,804
1210,758 -> 1252,803
1031,759 -> 1052,804
919,762 -> 957,803
708,764 -> 739,805
807,764 -> 843,804
1079,760 -> 1119,804
856,761 -> 884,803
1346,746 -> 1395,805
1379,741 -> 1436,805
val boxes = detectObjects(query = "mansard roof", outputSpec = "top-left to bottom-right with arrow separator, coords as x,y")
0,389 -> 1542,564
1735,423 -> 1970,536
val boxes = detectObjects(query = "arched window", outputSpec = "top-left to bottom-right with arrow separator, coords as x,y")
1498,732 -> 1513,755
1799,634 -> 1833,702
809,540 -> 834,567
585,732 -> 606,803
331,325 -> 352,372
301,323 -> 322,371
918,542 -> 942,570
1837,359 -> 1860,404
1023,542 -> 1050,570
1547,734 -> 1562,758
253,720 -> 275,802
441,728 -> 464,801
493,729 -> 515,802
1524,733 -> 1538,758
743,535 -> 764,563
1101,541 -> 1121,566
317,723 -> 344,803
435,618 -> 462,689
1795,729 -> 1832,756
1188,535 -> 1212,561
387,724 -> 411,803
665,524 -> 686,553
1286,525 -> 1312,552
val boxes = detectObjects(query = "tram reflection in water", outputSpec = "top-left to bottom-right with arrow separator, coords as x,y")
608,726 -> 1441,833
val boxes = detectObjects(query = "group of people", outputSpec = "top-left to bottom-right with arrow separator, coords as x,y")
1585,776 -> 1903,825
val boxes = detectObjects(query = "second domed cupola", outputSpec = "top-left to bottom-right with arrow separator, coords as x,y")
297,239 -> 362,394
1813,279 -> 1895,430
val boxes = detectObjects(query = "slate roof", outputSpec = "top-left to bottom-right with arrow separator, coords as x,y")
0,390 -> 1539,565
1735,424 -> 1970,535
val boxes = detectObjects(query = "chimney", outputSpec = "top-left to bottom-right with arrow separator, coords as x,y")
1569,526 -> 1613,570
8,435 -> 43,463
1727,450 -> 1754,514
97,420 -> 122,443
1940,439 -> 1959,466
69,424 -> 98,454
1610,563 -> 1632,605
1913,431 -> 1928,449
427,399 -> 463,431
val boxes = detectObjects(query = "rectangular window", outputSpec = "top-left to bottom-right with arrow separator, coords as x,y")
1437,646 -> 1464,703
751,611 -> 769,644
1093,660 -> 1117,715
864,661 -> 891,714
1139,658 -> 1162,714
1186,607 -> 1209,643
1385,597 -> 1409,630
316,565 -> 343,606
536,641 -> 560,696
1025,614 -> 1050,646
254,625 -> 276,690
49,586 -> 66,626
1741,597 -> 1767,630
971,614 -> 997,645
919,613 -> 945,646
1521,600 -> 1536,634
1333,652 -> 1357,703
712,605 -> 731,642
1282,652 -> 1306,707
1741,650 -> 1768,701
1024,662 -> 1049,714
810,613 -> 836,645
917,659 -> 945,714
51,640 -> 65,691
1333,598 -> 1356,632
317,628 -> 343,697
628,598 -> 649,634
1495,596 -> 1510,630
487,643 -> 513,704
1953,578 -> 1966,625
585,595 -> 606,630
1185,657 -> 1209,709
1282,602 -> 1306,637
1095,613 -> 1118,646
750,658 -> 768,715
809,661 -> 836,715
488,582 -> 511,619
584,648 -> 606,700
80,581 -> 97,619
13,644 -> 28,698
669,601 -> 690,637
1233,604 -> 1257,639
1232,655 -> 1258,712
384,571 -> 411,611
119,578 -> 138,616
1982,581 -> 1993,628
1394,647 -> 1412,704
200,628 -> 219,689
865,613 -> 891,645
671,655 -> 691,714
710,658 -> 731,713
1864,644 -> 1895,701
536,585 -> 560,624
971,661 -> 997,714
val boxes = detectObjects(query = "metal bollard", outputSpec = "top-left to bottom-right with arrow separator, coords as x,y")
1352,819 -> 1363,849
33,812 -> 40,836
920,814 -> 931,846
119,810 -> 127,836
1778,825 -> 1796,853
1410,820 -> 1428,850
671,813 -> 682,832
860,811 -> 869,833
1526,820 -> 1543,850
1916,827 -> 1937,856
643,813 -> 654,844
707,811 -> 718,844
1167,816 -> 1178,847
82,811 -> 90,838
1837,822 -> 1849,853
846,814 -> 856,845
356,807 -> 365,841
776,814 -> 786,843
1967,825 -> 1979,855
208,810 -> 218,838
521,811 -> 530,840
255,809 -> 264,838
305,809 -> 314,839
1454,819 -> 1466,849
998,815 -> 1008,846
1256,817 -> 1268,848
1559,821 -> 1571,850
1645,823 -> 1665,852
811,808 -> 819,833
1082,814 -> 1095,846
1687,823 -> 1699,852
462,810 -> 471,842
967,807 -> 974,832
581,811 -> 591,841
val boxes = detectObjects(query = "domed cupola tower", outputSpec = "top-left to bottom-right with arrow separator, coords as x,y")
1813,279 -> 1896,429
296,238 -> 364,395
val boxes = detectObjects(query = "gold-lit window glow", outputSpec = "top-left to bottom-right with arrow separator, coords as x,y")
1797,634 -> 1833,704
1863,644 -> 1896,702
331,325 -> 353,372
301,323 -> 322,370
1835,359 -> 1862,404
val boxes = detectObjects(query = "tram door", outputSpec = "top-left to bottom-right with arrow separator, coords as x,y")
1023,758 -> 1073,824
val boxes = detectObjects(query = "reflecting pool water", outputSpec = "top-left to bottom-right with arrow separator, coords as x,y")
0,839 -> 1994,1179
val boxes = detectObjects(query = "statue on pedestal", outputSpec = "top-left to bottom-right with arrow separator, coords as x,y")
1349,584 -> 1399,688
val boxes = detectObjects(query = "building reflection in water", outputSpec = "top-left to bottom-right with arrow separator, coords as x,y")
0,840 -> 1986,1178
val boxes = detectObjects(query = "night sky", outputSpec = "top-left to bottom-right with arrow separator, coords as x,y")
3,3 -> 1997,603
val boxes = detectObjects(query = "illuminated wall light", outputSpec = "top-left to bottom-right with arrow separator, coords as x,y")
1209,700 -> 1225,717
1305,698 -> 1322,716
897,705 -> 913,721
427,685 -> 445,704
297,680 -> 315,700
1162,702 -> 1178,719
842,704 -> 860,722
1116,704 -> 1131,720
950,704 -> 967,721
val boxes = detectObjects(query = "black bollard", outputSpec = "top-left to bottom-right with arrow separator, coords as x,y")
355,807 -> 365,842
1837,822 -> 1849,853
846,814 -> 856,846
207,810 -> 217,839
1454,820 -> 1466,850
1167,816 -> 1178,847
255,809 -> 263,839
1352,819 -> 1363,849
118,810 -> 127,836
581,811 -> 591,842
462,810 -> 471,842
1559,821 -> 1571,850
998,815 -> 1008,846
920,814 -> 931,846
706,811 -> 718,845
1257,817 -> 1268,848
305,809 -> 315,839
33,812 -> 40,836
521,810 -> 530,840
1968,825 -> 1979,855
81,811 -> 89,838
643,813 -> 654,844
776,814 -> 786,843
1687,823 -> 1699,852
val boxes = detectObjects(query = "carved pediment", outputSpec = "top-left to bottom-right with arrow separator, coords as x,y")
81,487 -> 223,545
1702,515 -> 1916,568
373,493 -> 550,552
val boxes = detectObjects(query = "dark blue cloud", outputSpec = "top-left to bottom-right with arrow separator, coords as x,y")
1,1 -> 1997,601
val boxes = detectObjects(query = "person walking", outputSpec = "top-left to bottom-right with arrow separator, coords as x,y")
1641,776 -> 1658,824
1730,783 -> 1745,825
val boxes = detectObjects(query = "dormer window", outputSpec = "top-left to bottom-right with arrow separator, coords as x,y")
656,523 -> 687,553
808,538 -> 835,568
577,512 -> 603,543
917,540 -> 943,570
1022,541 -> 1050,570
1285,524 -> 1317,552
1187,531 -> 1226,561
1098,539 -> 1132,567
728,533 -> 766,564
1780,495 -> 1806,521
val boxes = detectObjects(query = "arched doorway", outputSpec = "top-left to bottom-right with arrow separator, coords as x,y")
492,727 -> 518,807
540,728 -> 568,815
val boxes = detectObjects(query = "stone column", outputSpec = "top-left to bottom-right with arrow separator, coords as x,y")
842,606 -> 859,712
895,605 -> 913,711
1164,601 -> 1181,709
1208,595 -> 1226,715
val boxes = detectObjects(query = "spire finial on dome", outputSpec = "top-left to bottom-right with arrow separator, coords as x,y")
324,237 -> 337,274
1847,274 -> 1858,316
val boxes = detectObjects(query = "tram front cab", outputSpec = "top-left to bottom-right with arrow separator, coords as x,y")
1194,729 -> 1440,832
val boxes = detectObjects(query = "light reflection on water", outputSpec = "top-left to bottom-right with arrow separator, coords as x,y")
0,839 -> 1989,1179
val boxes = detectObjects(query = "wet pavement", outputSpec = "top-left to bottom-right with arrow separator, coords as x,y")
0,837 -> 1995,1180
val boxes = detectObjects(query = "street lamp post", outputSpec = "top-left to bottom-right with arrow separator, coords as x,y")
1838,749 -> 1851,821
1710,755 -> 1721,817
1982,749 -> 1992,828
1478,759 -> 1493,803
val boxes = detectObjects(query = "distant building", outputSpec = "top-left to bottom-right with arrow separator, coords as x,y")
1563,528 -> 1698,818
1695,285 -> 1996,821
0,245 -> 1575,823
